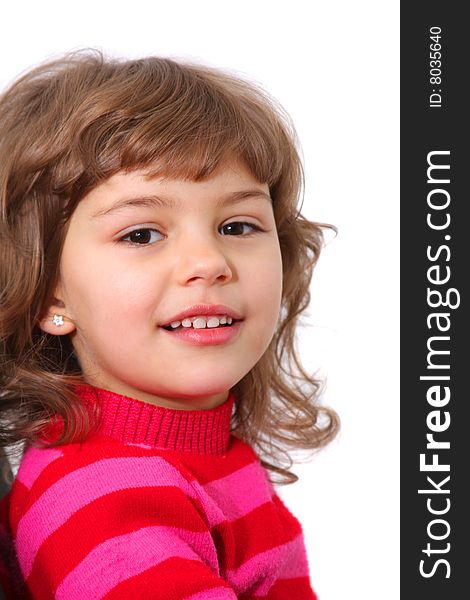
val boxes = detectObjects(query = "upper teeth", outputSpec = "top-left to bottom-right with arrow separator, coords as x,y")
169,315 -> 233,329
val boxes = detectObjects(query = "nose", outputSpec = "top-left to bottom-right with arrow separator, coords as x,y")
174,235 -> 233,286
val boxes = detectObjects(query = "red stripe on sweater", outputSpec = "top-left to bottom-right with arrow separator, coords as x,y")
182,587 -> 237,600
8,479 -> 36,537
259,576 -> 318,600
102,557 -> 237,600
212,496 -> 303,571
171,437 -> 261,484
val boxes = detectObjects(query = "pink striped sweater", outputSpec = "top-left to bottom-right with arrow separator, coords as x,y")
3,385 -> 317,599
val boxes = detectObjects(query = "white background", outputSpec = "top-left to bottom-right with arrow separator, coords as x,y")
1,1 -> 399,598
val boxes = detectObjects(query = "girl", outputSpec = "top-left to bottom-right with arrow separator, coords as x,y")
0,50 -> 339,599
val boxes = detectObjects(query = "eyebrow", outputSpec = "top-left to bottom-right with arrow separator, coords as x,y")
92,189 -> 272,219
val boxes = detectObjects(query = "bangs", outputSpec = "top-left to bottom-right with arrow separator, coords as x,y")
0,51 -> 301,225
58,56 -> 294,194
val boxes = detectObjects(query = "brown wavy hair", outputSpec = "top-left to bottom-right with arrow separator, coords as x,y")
0,50 -> 338,484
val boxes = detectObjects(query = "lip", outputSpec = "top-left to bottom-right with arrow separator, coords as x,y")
161,320 -> 242,346
160,304 -> 243,326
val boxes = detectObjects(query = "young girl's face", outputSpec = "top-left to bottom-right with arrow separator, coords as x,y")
42,161 -> 283,410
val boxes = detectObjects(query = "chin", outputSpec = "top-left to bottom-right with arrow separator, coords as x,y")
172,383 -> 233,400
164,373 -> 240,400
172,365 -> 245,396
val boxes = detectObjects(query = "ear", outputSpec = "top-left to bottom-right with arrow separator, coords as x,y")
37,288 -> 76,336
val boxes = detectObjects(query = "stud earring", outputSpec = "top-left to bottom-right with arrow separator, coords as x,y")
52,314 -> 64,327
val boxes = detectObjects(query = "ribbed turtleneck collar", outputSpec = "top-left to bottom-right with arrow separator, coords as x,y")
76,385 -> 235,456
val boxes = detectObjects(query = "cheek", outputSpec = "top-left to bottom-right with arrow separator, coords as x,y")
246,244 -> 283,329
61,255 -> 159,326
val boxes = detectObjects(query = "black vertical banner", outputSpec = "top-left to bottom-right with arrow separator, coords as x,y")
401,3 -> 468,598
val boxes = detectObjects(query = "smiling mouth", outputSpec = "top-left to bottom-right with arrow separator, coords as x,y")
161,318 -> 239,332
159,315 -> 243,346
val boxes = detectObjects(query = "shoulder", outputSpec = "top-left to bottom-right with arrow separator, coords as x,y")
12,436 -> 200,506
9,436 -> 208,541
9,439 -> 214,587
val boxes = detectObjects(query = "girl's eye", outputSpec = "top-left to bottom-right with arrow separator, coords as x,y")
121,228 -> 162,245
220,222 -> 261,236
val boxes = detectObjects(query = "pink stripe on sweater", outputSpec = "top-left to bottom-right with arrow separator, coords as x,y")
226,534 -> 309,596
55,526 -> 217,599
16,448 -> 63,490
202,461 -> 274,521
16,456 -> 199,578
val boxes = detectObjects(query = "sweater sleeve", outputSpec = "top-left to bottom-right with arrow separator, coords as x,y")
11,449 -> 238,600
